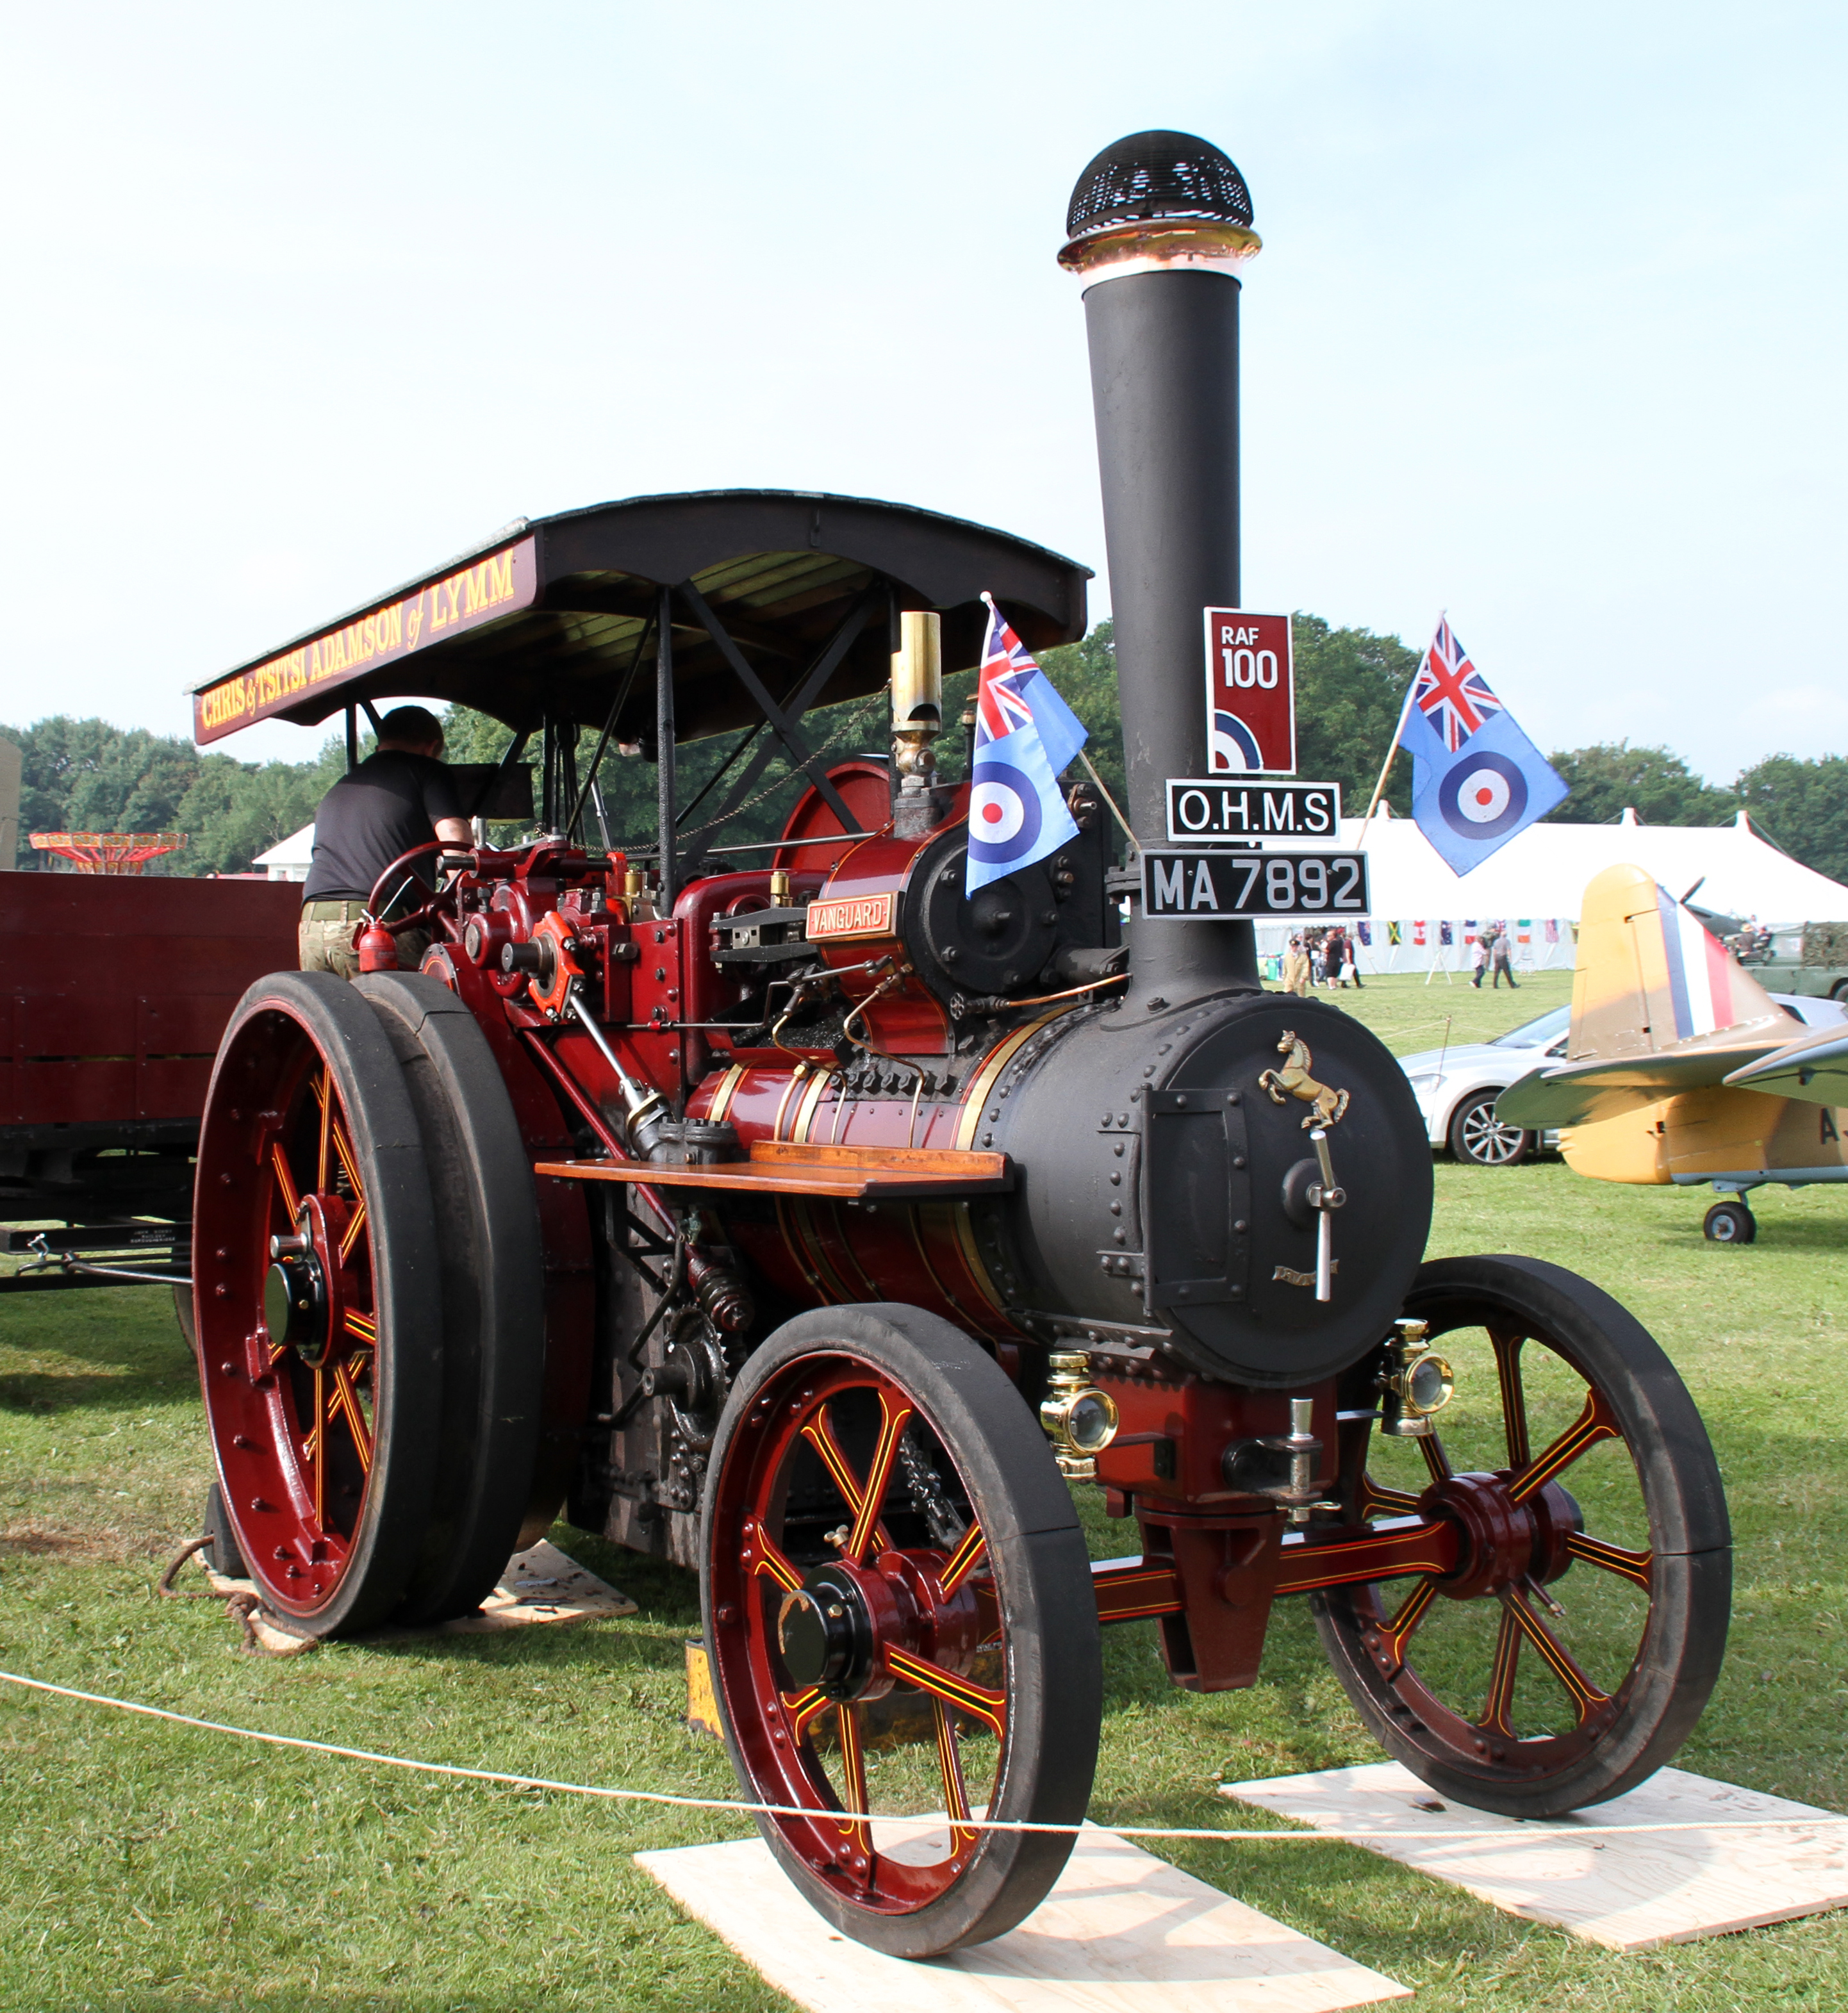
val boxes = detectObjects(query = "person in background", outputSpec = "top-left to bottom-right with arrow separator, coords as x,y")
1469,929 -> 1490,989
1489,921 -> 1519,989
1281,934 -> 1312,996
298,705 -> 472,980
1341,926 -> 1364,989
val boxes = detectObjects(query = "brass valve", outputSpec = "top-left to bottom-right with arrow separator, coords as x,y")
1038,1350 -> 1120,1481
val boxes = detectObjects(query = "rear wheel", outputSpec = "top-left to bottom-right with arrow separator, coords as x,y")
1313,1255 -> 1729,1815
193,973 -> 442,1637
1703,1199 -> 1756,1244
355,974 -> 546,1623
1449,1091 -> 1531,1167
703,1304 -> 1100,1957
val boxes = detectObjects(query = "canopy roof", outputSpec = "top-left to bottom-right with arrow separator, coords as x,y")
1344,807 -> 1848,925
192,490 -> 1091,747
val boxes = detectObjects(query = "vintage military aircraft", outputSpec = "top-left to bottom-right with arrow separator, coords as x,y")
1498,862 -> 1848,1241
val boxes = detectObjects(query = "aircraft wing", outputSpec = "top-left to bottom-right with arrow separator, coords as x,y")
1498,1042 -> 1790,1128
1723,1024 -> 1848,1104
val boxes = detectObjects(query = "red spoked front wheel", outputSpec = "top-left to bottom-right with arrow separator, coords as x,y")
193,973 -> 441,1635
1314,1255 -> 1731,1814
703,1304 -> 1100,1958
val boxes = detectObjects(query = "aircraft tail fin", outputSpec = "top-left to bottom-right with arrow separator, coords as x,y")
1569,863 -> 1796,1061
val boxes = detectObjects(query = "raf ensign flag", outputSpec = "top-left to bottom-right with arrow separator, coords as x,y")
966,595 -> 1088,895
1403,618 -> 1567,875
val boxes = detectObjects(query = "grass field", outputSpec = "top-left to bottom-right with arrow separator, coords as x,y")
3,973 -> 1845,2010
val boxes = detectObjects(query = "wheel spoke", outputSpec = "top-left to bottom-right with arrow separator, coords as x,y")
938,1520 -> 987,1596
833,1705 -> 871,1855
1360,1475 -> 1423,1518
1490,1326 -> 1530,1468
934,1700 -> 979,1852
799,1402 -> 910,1562
338,1201 -> 368,1264
331,1360 -> 372,1475
780,1685 -> 832,1740
743,1518 -> 804,1594
342,1310 -> 377,1347
314,1071 -> 332,1192
1508,1387 -> 1622,1503
1377,1575 -> 1440,1673
886,1645 -> 1007,1738
329,1117 -> 367,1208
1566,1531 -> 1653,1588
311,1366 -> 327,1526
270,1141 -> 301,1220
1501,1584 -> 1612,1723
1418,1431 -> 1451,1484
1480,1599 -> 1521,1735
847,1392 -> 914,1563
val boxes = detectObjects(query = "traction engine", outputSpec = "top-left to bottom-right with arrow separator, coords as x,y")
190,130 -> 1731,1957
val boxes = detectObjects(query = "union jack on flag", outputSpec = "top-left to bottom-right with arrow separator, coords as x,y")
1413,617 -> 1503,753
975,604 -> 1041,744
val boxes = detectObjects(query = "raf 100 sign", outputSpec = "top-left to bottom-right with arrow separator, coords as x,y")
1203,609 -> 1294,774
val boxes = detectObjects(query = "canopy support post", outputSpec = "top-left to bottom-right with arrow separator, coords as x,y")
656,586 -> 677,913
344,705 -> 359,775
540,716 -> 558,832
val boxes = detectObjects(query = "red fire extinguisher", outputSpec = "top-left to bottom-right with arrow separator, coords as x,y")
355,917 -> 399,972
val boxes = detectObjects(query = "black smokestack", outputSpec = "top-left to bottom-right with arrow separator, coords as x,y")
1063,131 -> 1262,1001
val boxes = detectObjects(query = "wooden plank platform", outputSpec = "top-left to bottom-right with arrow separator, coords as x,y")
206,1539 -> 635,1652
636,1826 -> 1410,2012
535,1140 -> 1012,1200
1222,1761 -> 1848,1950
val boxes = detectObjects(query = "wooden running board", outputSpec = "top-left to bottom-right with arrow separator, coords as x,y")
534,1139 -> 1013,1201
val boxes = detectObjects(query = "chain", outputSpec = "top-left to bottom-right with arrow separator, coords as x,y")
899,1428 -> 967,1552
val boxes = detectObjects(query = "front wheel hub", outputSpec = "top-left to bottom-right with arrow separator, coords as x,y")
777,1565 -> 877,1699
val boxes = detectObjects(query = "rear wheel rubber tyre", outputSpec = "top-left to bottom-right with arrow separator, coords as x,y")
1313,1254 -> 1731,1816
1703,1201 -> 1756,1244
354,974 -> 547,1624
1449,1092 -> 1531,1167
703,1303 -> 1101,1958
1829,980 -> 1848,1003
203,1482 -> 246,1581
194,971 -> 443,1638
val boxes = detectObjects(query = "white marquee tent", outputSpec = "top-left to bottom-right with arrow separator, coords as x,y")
1259,808 -> 1848,974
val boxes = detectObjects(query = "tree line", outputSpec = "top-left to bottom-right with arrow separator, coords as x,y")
6,615 -> 1846,883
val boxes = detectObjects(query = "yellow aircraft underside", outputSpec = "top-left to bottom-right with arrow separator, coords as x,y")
1562,1089 -> 1848,1185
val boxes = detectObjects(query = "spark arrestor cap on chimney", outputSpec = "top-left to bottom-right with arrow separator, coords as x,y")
1060,129 -> 1260,279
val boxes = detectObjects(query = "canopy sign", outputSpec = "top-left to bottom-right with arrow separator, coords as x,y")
193,538 -> 539,744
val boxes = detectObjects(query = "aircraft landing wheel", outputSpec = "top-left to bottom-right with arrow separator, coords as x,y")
702,1304 -> 1100,1959
1703,1200 -> 1757,1244
193,973 -> 442,1637
1314,1256 -> 1730,1817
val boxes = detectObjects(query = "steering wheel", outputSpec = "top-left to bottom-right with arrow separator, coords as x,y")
364,841 -> 464,937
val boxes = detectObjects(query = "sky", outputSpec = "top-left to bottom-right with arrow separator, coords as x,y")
0,1 -> 1842,782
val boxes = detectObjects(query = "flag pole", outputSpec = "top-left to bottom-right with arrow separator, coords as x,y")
1357,614 -> 1439,848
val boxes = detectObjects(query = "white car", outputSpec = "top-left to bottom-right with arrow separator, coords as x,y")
1399,994 -> 1846,1167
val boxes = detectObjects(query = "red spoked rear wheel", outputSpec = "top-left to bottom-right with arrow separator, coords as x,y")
193,974 -> 441,1636
1314,1255 -> 1731,1814
703,1304 -> 1100,1958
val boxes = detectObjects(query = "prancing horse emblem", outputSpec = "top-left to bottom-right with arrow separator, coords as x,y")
1259,1030 -> 1349,1129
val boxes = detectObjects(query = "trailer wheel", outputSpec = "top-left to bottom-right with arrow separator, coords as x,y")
193,973 -> 442,1636
1313,1255 -> 1730,1816
355,974 -> 546,1624
703,1304 -> 1100,1957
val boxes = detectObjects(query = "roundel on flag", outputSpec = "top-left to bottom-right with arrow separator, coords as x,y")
968,760 -> 1043,868
1438,750 -> 1529,841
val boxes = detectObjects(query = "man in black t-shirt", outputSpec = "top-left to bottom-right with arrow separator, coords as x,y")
299,705 -> 470,979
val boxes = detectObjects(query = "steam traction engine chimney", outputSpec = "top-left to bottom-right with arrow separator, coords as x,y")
1061,131 -> 1263,1001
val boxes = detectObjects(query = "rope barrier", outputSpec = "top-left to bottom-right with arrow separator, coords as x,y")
4,1667 -> 1845,1845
